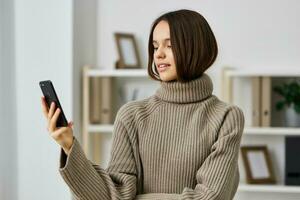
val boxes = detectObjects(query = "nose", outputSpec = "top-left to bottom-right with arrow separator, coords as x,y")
155,47 -> 166,59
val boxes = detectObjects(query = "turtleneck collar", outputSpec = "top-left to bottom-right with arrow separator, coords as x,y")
155,73 -> 213,104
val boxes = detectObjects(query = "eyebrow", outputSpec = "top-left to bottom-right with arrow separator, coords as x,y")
153,38 -> 171,44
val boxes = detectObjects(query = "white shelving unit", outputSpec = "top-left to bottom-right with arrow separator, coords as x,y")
88,124 -> 114,133
225,68 -> 300,77
86,68 -> 148,77
223,67 -> 300,195
238,184 -> 300,193
244,127 -> 300,136
82,66 -> 152,163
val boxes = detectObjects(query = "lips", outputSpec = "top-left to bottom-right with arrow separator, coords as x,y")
157,63 -> 170,72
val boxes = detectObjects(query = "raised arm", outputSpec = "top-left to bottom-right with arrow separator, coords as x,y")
59,114 -> 138,200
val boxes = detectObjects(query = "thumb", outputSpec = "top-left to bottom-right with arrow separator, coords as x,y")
68,121 -> 74,127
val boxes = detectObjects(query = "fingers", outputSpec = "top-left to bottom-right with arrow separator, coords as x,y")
48,107 -> 60,132
51,127 -> 68,139
41,98 -> 57,130
50,122 -> 73,137
41,97 -> 49,118
68,121 -> 74,128
41,96 -> 56,120
48,102 -> 56,120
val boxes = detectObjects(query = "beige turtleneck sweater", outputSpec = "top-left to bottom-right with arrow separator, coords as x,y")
59,74 -> 244,200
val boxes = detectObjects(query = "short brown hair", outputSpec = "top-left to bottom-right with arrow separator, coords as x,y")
148,9 -> 218,82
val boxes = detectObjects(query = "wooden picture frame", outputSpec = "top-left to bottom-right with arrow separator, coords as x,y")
114,33 -> 141,69
241,146 -> 276,184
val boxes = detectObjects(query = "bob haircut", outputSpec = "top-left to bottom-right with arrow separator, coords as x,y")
148,9 -> 218,82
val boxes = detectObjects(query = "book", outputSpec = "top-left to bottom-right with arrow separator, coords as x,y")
90,77 -> 102,124
100,77 -> 112,124
260,77 -> 272,127
89,77 -> 113,124
251,77 -> 261,126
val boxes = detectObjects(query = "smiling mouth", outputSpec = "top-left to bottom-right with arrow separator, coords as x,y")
158,64 -> 170,68
157,64 -> 170,72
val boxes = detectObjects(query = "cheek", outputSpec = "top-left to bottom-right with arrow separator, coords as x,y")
153,53 -> 158,63
168,53 -> 175,66
168,51 -> 175,63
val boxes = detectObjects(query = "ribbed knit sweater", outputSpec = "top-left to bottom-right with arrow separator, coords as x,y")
59,73 -> 245,200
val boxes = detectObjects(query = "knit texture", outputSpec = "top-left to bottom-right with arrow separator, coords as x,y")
59,73 -> 244,200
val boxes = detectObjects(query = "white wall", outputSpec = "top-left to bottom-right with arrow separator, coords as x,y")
0,0 -> 18,199
14,0 -> 73,199
73,0 -> 98,141
0,1 -> 97,199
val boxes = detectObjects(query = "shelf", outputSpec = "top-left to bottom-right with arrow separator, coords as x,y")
86,68 -> 148,77
88,124 -> 114,133
244,127 -> 300,136
238,184 -> 300,193
225,68 -> 300,77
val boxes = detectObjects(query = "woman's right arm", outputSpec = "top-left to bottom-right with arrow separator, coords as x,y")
41,97 -> 137,200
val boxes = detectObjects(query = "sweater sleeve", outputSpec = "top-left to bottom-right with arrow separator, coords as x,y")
59,116 -> 137,200
135,106 -> 244,200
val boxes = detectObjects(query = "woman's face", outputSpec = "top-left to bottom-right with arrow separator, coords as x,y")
153,20 -> 177,82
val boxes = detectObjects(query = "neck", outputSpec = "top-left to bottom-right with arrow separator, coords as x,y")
155,74 -> 213,104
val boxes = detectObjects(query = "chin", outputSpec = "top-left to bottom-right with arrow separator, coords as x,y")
159,75 -> 177,82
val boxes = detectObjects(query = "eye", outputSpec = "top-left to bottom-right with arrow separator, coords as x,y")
167,45 -> 172,49
153,47 -> 158,51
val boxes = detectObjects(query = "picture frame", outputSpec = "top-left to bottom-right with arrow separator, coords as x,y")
114,33 -> 141,69
241,146 -> 276,184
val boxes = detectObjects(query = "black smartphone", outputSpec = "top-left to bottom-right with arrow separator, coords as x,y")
39,80 -> 68,127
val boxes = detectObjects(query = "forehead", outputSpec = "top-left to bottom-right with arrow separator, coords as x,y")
153,20 -> 170,41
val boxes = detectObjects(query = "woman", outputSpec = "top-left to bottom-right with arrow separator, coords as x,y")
41,9 -> 244,200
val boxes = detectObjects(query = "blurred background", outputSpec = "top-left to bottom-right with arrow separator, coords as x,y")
1,0 -> 300,199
